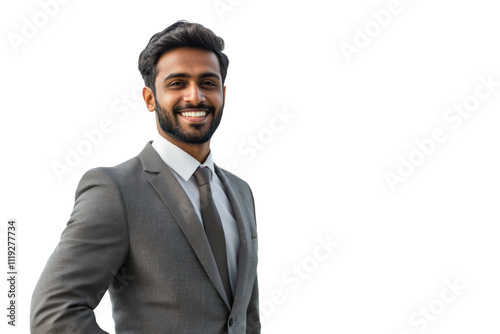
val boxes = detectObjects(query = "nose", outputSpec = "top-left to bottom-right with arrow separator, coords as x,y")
183,82 -> 206,105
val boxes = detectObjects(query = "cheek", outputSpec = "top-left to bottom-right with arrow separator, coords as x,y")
208,92 -> 224,107
158,94 -> 180,109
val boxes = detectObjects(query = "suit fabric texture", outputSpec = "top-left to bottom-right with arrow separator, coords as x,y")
30,142 -> 260,333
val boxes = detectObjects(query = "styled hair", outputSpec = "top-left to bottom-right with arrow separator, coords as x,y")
138,20 -> 229,92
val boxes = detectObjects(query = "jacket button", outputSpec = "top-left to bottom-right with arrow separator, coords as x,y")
228,317 -> 234,326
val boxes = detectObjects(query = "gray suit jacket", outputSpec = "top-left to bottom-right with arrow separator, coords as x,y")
31,142 -> 260,333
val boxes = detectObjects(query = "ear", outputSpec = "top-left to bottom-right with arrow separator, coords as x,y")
223,85 -> 226,102
142,86 -> 156,112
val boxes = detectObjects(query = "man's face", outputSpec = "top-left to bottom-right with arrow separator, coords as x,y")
152,47 -> 225,144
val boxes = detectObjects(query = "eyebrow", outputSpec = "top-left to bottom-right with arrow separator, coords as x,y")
163,72 -> 221,82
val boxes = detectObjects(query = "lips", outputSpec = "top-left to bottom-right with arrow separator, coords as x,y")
177,109 -> 211,125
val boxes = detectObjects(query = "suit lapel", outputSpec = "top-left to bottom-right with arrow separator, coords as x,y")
215,166 -> 254,310
139,143 -> 231,308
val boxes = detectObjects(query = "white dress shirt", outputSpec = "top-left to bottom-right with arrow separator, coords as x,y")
152,134 -> 240,293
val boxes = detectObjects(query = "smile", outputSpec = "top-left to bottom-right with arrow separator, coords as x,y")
180,111 -> 207,117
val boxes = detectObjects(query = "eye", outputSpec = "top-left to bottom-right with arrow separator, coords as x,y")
201,81 -> 217,87
168,81 -> 185,87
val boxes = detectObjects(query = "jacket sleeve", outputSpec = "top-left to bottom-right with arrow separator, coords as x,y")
30,168 -> 129,333
246,184 -> 261,333
246,276 -> 261,333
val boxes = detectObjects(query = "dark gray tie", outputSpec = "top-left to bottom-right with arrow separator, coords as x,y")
193,167 -> 233,305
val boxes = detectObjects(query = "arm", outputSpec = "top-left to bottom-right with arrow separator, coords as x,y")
246,183 -> 261,333
30,168 -> 129,333
246,276 -> 261,333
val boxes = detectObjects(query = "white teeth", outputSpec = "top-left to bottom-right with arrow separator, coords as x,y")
181,111 -> 207,117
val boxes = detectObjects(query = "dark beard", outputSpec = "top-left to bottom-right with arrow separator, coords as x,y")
155,101 -> 223,144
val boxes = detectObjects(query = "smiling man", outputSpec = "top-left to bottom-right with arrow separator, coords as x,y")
31,21 -> 260,334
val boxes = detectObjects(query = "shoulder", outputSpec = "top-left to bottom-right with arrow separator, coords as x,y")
79,142 -> 157,187
73,151 -> 151,205
79,155 -> 143,187
215,165 -> 256,207
216,166 -> 252,191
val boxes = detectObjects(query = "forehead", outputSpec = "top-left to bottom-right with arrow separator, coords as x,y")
155,47 -> 221,81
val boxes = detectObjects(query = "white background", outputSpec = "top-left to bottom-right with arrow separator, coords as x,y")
1,0 -> 500,333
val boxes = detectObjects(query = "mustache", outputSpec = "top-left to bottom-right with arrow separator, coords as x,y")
173,103 -> 215,113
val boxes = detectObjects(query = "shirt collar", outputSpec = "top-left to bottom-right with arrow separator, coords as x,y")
151,134 -> 215,181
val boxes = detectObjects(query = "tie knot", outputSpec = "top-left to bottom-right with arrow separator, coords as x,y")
194,167 -> 211,187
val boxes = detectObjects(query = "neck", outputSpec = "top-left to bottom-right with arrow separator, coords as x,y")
159,132 -> 211,163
